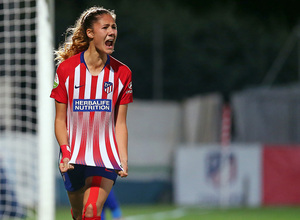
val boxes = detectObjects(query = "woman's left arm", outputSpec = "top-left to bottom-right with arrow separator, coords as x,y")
115,104 -> 129,177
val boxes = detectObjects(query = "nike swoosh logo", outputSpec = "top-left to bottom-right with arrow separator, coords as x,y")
75,85 -> 84,89
105,168 -> 113,173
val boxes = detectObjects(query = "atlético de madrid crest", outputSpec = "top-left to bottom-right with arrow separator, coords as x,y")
104,82 -> 113,94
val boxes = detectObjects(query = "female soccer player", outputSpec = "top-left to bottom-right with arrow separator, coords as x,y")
50,6 -> 133,220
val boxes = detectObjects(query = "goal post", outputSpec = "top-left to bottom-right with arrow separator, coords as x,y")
37,0 -> 55,220
0,0 -> 55,219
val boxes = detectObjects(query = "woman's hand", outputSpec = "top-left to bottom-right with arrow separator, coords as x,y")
117,161 -> 128,178
59,158 -> 74,173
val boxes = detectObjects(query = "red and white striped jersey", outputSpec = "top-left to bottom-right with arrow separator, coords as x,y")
50,52 -> 133,170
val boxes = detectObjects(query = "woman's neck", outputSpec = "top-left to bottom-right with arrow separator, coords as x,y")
84,48 -> 107,76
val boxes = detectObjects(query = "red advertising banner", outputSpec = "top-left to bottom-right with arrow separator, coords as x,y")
263,146 -> 300,205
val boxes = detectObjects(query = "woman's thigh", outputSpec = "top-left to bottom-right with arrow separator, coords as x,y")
83,176 -> 114,217
67,187 -> 85,218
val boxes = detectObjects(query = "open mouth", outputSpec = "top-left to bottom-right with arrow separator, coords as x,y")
105,39 -> 114,48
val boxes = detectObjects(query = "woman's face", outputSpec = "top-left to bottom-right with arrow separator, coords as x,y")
89,13 -> 117,55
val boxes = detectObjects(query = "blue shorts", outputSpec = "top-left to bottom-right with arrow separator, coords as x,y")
60,164 -> 118,192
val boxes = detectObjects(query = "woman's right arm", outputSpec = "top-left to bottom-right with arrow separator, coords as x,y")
54,100 -> 68,146
54,100 -> 74,172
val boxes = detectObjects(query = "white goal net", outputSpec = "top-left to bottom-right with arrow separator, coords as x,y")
0,0 -> 54,219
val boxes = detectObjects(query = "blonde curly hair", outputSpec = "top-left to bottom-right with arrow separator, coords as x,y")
54,6 -> 116,65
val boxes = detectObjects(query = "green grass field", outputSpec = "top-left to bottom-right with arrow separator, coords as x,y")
55,205 -> 300,220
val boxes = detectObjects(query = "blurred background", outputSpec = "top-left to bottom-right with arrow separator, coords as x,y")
55,0 -> 300,101
2,0 -> 300,219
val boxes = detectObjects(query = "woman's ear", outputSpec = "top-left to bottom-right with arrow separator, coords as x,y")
86,28 -> 94,39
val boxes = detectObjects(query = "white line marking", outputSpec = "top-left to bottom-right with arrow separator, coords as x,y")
124,208 -> 186,220
124,207 -> 211,220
